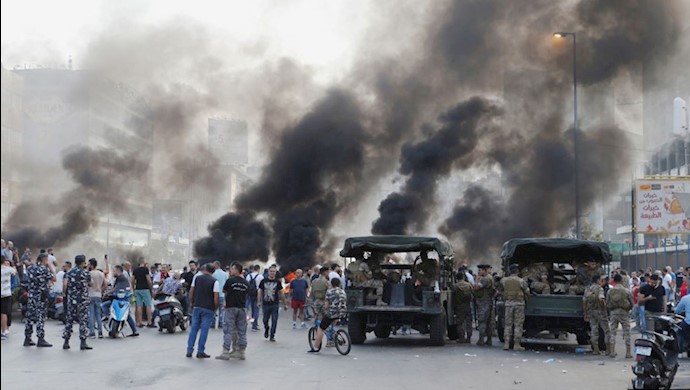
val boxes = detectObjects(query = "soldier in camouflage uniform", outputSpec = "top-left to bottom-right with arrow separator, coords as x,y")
473,264 -> 495,346
606,273 -> 633,358
583,274 -> 611,355
62,255 -> 92,350
452,271 -> 473,343
501,264 -> 530,351
24,253 -> 55,347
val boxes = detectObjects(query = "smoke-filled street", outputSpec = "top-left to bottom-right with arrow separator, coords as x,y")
2,1 -> 690,389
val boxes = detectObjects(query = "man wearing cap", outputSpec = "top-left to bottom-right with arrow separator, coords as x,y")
63,255 -> 93,350
473,264 -> 496,346
501,264 -> 529,351
24,253 -> 55,347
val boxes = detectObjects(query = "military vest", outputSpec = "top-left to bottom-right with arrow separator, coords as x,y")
585,284 -> 602,308
474,276 -> 495,300
607,285 -> 632,311
453,281 -> 473,304
347,260 -> 368,284
503,276 -> 525,302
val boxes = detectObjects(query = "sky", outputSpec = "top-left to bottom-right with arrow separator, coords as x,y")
1,0 -> 372,83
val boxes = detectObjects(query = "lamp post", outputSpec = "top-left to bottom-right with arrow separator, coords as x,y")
554,31 -> 580,239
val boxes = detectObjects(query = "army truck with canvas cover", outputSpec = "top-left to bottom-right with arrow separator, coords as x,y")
341,235 -> 457,346
499,238 -> 611,349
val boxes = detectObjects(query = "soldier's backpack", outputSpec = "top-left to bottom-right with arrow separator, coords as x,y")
453,282 -> 473,304
247,274 -> 258,299
609,287 -> 632,311
584,285 -> 600,307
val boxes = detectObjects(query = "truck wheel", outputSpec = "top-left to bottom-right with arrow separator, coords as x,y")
429,313 -> 446,346
575,331 -> 590,345
374,325 -> 391,339
348,313 -> 366,345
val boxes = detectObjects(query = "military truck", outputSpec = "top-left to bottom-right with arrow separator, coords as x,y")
341,235 -> 457,346
499,238 -> 611,350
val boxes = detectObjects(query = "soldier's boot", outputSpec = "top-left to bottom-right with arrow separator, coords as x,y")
80,339 -> 93,350
503,336 -> 511,350
513,338 -> 525,351
608,343 -> 617,358
238,349 -> 246,360
625,342 -> 632,359
23,337 -> 36,347
486,336 -> 492,347
591,343 -> 600,355
36,338 -> 53,348
63,339 -> 70,350
228,348 -> 242,359
215,348 -> 231,360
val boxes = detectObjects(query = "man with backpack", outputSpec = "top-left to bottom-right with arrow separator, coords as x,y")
452,271 -> 473,343
584,275 -> 611,355
606,273 -> 634,358
245,265 -> 262,331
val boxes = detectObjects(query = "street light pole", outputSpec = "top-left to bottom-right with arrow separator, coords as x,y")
555,32 -> 580,239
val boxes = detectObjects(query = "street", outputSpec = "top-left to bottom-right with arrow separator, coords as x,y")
2,315 -> 688,390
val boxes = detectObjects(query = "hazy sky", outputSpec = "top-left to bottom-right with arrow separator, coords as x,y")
1,0 -> 373,83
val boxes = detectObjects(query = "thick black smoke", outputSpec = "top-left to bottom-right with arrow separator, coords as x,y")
5,146 -> 148,249
193,211 -> 270,263
195,89 -> 366,269
372,97 -> 502,234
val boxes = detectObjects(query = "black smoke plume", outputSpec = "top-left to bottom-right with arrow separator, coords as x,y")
193,212 -> 270,263
372,97 -> 502,235
199,89 -> 366,270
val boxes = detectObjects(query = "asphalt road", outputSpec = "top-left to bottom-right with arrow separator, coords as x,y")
2,313 -> 689,390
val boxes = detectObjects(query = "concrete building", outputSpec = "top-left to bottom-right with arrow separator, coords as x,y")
0,67 -> 24,231
15,68 -> 154,251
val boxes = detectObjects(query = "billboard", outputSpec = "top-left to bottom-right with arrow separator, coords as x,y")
635,178 -> 690,234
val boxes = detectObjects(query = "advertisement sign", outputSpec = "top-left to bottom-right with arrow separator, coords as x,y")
635,178 -> 690,234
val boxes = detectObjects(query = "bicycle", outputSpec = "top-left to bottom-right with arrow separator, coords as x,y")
308,319 -> 351,355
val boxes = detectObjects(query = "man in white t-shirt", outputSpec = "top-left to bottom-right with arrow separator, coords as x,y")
47,248 -> 58,275
1,258 -> 18,339
663,266 -> 675,303
53,261 -> 72,295
245,265 -> 263,330
328,264 -> 342,285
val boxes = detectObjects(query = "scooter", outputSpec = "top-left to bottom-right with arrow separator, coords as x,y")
46,292 -> 65,323
154,293 -> 188,334
103,289 -> 133,338
631,314 -> 684,390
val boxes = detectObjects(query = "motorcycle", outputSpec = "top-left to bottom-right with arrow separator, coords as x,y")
154,292 -> 188,334
46,292 -> 65,323
103,289 -> 133,338
631,314 -> 685,390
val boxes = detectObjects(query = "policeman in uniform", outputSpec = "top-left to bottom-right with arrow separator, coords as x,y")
452,271 -> 473,343
24,253 -> 55,347
63,255 -> 92,350
583,275 -> 611,355
501,264 -> 530,351
606,273 -> 633,358
473,264 -> 495,346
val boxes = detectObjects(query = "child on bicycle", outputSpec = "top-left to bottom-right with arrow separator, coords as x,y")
308,277 -> 347,353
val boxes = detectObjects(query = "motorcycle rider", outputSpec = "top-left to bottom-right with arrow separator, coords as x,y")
161,271 -> 188,315
101,265 -> 139,337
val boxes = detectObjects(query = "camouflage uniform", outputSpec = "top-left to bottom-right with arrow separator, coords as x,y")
310,276 -> 329,320
501,275 -> 529,350
584,283 -> 610,355
354,261 -> 384,305
474,275 -> 495,346
63,266 -> 91,341
414,258 -> 438,287
24,263 -> 52,340
606,284 -> 633,358
452,280 -> 473,343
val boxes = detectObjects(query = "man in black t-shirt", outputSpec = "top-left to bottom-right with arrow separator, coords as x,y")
181,261 -> 198,313
132,261 -> 154,328
186,264 -> 219,358
258,265 -> 288,341
216,262 -> 248,361
639,274 -> 666,332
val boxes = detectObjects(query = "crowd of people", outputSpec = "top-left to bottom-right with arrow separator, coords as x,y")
0,239 -> 350,359
1,237 -> 687,361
